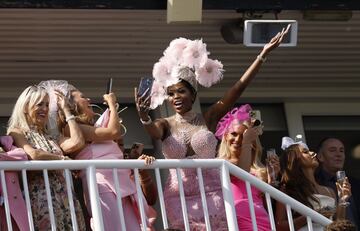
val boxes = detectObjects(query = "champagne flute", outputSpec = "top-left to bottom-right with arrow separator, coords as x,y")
336,170 -> 350,206
267,148 -> 279,187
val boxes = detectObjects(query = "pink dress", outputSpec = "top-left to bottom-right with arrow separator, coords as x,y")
231,176 -> 271,231
162,111 -> 228,231
0,136 -> 29,231
75,110 -> 156,231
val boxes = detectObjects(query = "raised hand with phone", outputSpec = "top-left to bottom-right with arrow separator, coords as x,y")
52,82 -> 156,230
135,77 -> 154,126
134,28 -> 290,229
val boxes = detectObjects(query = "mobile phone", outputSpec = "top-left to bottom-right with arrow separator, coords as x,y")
137,77 -> 154,98
250,110 -> 262,127
106,77 -> 113,94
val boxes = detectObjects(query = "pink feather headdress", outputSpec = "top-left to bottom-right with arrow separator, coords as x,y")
150,37 -> 224,109
215,104 -> 252,139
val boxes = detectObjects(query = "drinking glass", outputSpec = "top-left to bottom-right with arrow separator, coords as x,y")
336,170 -> 350,206
267,148 -> 279,187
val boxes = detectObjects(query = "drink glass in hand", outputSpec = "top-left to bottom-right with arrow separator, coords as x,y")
267,148 -> 279,187
336,170 -> 350,206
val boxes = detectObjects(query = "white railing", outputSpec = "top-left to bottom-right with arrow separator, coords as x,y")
0,159 -> 332,231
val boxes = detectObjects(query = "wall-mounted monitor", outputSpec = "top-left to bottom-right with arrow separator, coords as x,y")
243,20 -> 298,47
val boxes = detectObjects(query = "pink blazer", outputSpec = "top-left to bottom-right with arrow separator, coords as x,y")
0,136 -> 30,231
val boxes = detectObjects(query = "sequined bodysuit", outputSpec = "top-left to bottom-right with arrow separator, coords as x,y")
162,110 -> 228,230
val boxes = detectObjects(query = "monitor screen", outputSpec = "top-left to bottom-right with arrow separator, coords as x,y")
244,20 -> 298,47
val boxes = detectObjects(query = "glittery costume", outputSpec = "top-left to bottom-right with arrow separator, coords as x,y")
162,110 -> 228,230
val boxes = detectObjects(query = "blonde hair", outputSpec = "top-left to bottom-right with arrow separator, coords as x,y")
7,86 -> 48,134
218,133 -> 267,181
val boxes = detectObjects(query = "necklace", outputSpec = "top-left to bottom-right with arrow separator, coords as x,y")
173,110 -> 205,144
174,110 -> 197,123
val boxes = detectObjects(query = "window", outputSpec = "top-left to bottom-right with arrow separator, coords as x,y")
303,115 -> 360,178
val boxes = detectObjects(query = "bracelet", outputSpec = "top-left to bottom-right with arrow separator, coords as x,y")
257,55 -> 267,63
140,116 -> 152,125
65,115 -> 76,122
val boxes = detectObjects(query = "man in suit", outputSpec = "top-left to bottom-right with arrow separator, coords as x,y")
316,137 -> 360,230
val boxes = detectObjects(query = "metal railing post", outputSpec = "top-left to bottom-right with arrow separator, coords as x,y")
220,162 -> 239,231
21,169 -> 35,231
86,165 -> 104,231
0,170 -> 13,231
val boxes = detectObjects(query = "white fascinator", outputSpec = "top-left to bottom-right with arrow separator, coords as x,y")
281,136 -> 309,151
38,80 -> 75,139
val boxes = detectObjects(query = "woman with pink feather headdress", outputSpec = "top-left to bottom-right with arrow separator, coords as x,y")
135,28 -> 289,230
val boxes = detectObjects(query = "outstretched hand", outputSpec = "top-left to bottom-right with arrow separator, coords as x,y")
134,87 -> 151,120
55,90 -> 69,111
262,24 -> 291,54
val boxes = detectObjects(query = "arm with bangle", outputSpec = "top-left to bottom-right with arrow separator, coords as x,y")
135,88 -> 169,140
58,94 -> 85,154
205,27 -> 290,132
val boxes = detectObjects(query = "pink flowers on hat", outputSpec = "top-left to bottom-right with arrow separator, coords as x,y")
150,37 -> 224,109
215,104 -> 252,139
195,59 -> 224,88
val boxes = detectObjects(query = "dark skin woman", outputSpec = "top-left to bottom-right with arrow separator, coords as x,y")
134,29 -> 290,230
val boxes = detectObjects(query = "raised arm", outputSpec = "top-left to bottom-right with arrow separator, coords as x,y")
205,28 -> 290,131
57,91 -> 85,154
10,128 -> 64,160
64,93 -> 122,142
134,87 -> 169,140
237,126 -> 260,172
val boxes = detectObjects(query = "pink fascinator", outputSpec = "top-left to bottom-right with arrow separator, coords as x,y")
150,37 -> 224,109
215,104 -> 252,139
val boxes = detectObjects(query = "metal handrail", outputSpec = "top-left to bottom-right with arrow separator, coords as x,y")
0,159 -> 332,231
